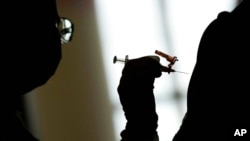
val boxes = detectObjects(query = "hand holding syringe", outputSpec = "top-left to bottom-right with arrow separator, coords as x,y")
113,50 -> 188,74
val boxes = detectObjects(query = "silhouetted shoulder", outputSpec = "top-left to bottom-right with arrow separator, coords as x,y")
217,11 -> 230,19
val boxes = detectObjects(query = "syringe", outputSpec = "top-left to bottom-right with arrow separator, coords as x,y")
113,54 -> 188,74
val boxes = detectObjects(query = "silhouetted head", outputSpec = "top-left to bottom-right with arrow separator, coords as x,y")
2,1 -> 62,97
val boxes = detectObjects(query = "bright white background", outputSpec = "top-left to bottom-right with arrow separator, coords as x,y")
94,0 -> 236,140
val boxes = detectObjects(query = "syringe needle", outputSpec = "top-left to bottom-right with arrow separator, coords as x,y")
172,70 -> 189,74
161,66 -> 188,74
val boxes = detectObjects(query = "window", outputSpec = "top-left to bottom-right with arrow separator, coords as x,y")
94,0 -> 235,140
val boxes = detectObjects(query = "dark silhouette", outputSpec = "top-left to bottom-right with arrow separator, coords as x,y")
117,0 -> 249,141
117,56 -> 162,141
173,0 -> 250,141
1,1 -> 62,140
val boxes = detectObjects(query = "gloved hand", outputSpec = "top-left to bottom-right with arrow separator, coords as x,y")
118,55 -> 162,89
117,55 -> 162,141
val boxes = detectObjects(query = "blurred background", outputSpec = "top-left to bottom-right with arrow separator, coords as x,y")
23,0 -> 238,141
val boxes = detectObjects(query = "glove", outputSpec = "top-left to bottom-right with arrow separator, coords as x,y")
117,55 -> 162,141
118,55 -> 162,89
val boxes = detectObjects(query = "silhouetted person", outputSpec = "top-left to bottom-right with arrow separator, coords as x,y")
117,56 -> 162,141
172,0 -> 250,141
117,1 -> 249,141
1,1 -> 63,140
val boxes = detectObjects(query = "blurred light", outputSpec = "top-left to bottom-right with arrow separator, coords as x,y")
94,0 -> 235,140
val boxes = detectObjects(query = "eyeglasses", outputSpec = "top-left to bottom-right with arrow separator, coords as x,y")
57,17 -> 74,44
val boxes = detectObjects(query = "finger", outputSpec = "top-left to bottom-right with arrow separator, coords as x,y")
123,56 -> 162,78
